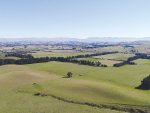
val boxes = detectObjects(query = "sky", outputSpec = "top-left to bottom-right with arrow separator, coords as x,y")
0,0 -> 150,39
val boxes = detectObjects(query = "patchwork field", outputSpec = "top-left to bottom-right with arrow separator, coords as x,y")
76,58 -> 122,66
94,46 -> 133,53
31,50 -> 94,58
75,53 -> 135,66
93,53 -> 135,61
0,49 -> 150,112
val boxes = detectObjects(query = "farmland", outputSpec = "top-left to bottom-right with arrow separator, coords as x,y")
0,65 -> 123,113
0,41 -> 150,113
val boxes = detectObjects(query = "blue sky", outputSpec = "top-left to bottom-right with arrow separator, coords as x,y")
0,0 -> 150,39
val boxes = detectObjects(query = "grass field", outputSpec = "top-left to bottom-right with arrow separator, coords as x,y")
93,53 -> 135,61
76,58 -> 100,62
76,53 -> 134,66
0,54 -> 5,59
23,61 -> 150,111
3,56 -> 21,60
94,46 -> 133,53
1,54 -> 150,112
0,65 -> 123,113
76,58 -> 122,66
26,61 -> 150,87
31,50 -> 94,58
98,59 -> 122,66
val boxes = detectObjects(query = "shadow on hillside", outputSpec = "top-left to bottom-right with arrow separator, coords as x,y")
135,85 -> 150,90
109,103 -> 150,109
62,76 -> 70,78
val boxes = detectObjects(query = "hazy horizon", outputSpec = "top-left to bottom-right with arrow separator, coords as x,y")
0,37 -> 149,39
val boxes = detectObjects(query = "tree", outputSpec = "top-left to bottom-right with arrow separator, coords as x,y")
95,61 -> 101,66
67,72 -> 73,78
137,75 -> 150,90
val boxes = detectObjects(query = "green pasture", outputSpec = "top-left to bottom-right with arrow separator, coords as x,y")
95,46 -> 132,52
99,60 -> 122,66
20,78 -> 150,109
77,58 -> 121,66
93,53 -> 135,61
0,65 -> 122,113
133,59 -> 150,65
25,61 -> 150,110
0,54 -> 5,59
1,58 -> 150,112
134,45 -> 150,53
75,53 -> 135,66
27,61 -> 150,87
3,56 -> 21,60
76,58 -> 100,62
143,60 -> 150,65
31,50 -> 94,58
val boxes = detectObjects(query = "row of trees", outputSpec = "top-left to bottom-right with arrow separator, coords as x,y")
0,57 -> 50,65
1,52 -> 109,67
51,57 -> 107,67
113,61 -> 137,67
0,57 -> 107,67
5,53 -> 34,59
70,51 -> 118,59
79,60 -> 107,67
5,51 -> 118,60
127,53 -> 148,62
113,53 -> 148,67
4,52 -> 150,68
2,51 -> 118,67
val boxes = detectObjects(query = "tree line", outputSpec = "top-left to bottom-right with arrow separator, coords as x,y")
47,57 -> 107,67
113,61 -> 137,67
113,53 -> 149,67
0,56 -> 107,67
5,53 -> 34,59
70,51 -> 118,59
4,52 -> 149,68
0,52 -> 116,67
4,52 -> 150,68
0,57 -> 50,65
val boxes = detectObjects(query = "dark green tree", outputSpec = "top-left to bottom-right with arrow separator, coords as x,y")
137,75 -> 150,90
67,72 -> 73,78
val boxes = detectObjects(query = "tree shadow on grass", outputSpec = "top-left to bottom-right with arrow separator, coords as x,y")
135,84 -> 150,90
108,103 -> 150,109
62,76 -> 70,78
135,86 -> 146,90
135,75 -> 150,90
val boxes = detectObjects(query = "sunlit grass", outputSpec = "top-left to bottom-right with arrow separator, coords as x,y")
0,64 -> 122,113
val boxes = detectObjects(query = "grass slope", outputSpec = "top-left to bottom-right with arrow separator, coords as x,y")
93,53 -> 135,61
31,50 -> 94,58
76,58 -> 122,66
25,61 -> 150,111
0,65 -> 121,113
27,61 -> 150,87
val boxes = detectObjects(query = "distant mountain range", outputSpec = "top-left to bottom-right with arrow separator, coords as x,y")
86,37 -> 150,42
0,37 -> 150,42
